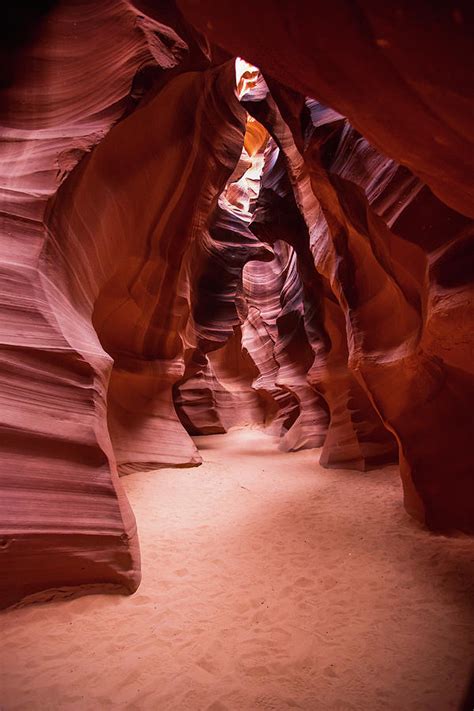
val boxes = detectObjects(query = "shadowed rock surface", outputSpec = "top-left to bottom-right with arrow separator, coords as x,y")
0,0 -> 473,608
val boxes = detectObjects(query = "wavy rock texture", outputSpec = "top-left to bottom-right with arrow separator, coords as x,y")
179,0 -> 474,218
1,0 -> 473,609
0,1 -> 248,608
243,240 -> 329,452
173,116 -> 272,437
180,0 -> 474,531
243,97 -> 397,470
0,0 -> 173,609
65,63 -> 248,474
270,86 -> 473,532
174,112 -> 330,452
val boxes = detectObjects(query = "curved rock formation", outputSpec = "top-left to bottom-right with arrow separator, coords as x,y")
270,86 -> 473,531
0,2 -> 248,608
178,2 -> 474,530
179,0 -> 474,218
1,0 -> 473,608
244,97 -> 398,470
0,0 -> 173,609
173,114 -> 271,435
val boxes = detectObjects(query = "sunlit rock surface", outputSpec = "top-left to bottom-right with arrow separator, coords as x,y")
1,0 -> 473,608
0,1 -> 244,608
248,80 -> 472,532
179,0 -> 474,218
179,0 -> 474,531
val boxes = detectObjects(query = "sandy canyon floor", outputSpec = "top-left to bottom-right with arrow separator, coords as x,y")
2,428 -> 474,710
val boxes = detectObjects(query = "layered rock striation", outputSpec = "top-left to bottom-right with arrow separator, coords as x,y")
1,0 -> 473,608
0,1 -> 247,607
178,1 -> 474,531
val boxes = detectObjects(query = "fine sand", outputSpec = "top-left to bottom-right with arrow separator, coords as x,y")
2,428 -> 474,710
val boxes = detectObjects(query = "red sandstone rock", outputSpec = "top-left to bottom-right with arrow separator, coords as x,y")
179,0 -> 474,218
245,95 -> 398,470
172,112 -> 326,450
0,0 -> 175,609
273,86 -> 473,531
178,2 -> 474,530
1,0 -> 473,610
0,2 -> 245,608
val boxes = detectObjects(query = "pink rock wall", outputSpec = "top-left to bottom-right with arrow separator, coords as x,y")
1,0 -> 473,608
0,1 -> 246,607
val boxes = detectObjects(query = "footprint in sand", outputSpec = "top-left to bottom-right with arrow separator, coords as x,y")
206,702 -> 229,711
323,664 -> 339,678
196,657 -> 217,675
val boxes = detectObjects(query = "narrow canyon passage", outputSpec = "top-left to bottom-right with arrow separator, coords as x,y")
1,5 -> 474,708
3,429 -> 473,711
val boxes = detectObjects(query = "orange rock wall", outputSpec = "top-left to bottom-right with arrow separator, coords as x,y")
1,0 -> 473,608
178,1 -> 474,530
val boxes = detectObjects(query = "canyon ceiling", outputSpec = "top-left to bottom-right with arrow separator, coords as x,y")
0,0 -> 473,609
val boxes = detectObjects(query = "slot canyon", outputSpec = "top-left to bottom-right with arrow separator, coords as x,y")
1,1 -> 473,709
